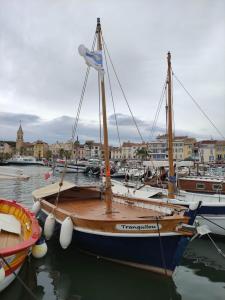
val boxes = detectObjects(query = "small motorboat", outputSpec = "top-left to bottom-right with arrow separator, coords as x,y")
0,199 -> 41,292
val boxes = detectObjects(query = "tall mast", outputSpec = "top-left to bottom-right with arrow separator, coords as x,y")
96,18 -> 112,213
167,52 -> 175,199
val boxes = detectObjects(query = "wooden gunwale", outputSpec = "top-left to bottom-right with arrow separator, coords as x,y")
40,197 -> 191,235
112,193 -> 186,211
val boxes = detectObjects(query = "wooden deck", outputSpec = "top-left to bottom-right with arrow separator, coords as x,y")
0,231 -> 23,250
57,198 -> 164,221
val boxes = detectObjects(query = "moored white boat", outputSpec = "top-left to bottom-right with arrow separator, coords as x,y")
7,156 -> 45,166
112,179 -> 225,236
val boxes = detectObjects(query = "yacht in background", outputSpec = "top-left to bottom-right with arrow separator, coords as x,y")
7,155 -> 45,166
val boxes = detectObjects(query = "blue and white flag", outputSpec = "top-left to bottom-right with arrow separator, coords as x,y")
78,44 -> 104,74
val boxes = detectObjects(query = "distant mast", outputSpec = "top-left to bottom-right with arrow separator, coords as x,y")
167,52 -> 175,199
96,18 -> 112,213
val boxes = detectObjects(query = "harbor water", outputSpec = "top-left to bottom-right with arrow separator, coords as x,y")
0,166 -> 225,300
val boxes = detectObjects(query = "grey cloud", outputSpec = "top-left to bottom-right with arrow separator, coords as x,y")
108,113 -> 147,127
0,0 -> 224,140
0,112 -> 41,126
0,111 -> 212,146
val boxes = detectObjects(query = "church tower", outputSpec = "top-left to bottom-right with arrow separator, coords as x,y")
16,122 -> 24,154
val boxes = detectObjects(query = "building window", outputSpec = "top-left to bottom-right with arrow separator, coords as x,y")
196,183 -> 205,190
212,184 -> 222,191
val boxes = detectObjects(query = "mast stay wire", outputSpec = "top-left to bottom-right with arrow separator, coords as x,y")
53,32 -> 97,208
102,36 -> 144,143
149,79 -> 167,140
144,79 -> 167,172
172,70 -> 225,140
71,33 -> 98,148
102,34 -> 122,148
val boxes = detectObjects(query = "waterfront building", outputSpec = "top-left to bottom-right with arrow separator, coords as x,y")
121,142 -> 148,160
148,135 -> 196,161
183,138 -> 196,160
215,140 -> 225,163
198,140 -> 216,163
23,142 -> 34,156
148,135 -> 167,160
111,147 -> 122,160
33,140 -> 49,159
0,141 -> 15,159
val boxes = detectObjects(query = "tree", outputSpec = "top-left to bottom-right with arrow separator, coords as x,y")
64,150 -> 72,159
59,148 -> 65,159
135,147 -> 150,160
46,150 -> 52,160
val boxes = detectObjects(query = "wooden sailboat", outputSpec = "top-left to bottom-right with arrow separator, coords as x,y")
0,199 -> 41,292
32,19 -> 200,276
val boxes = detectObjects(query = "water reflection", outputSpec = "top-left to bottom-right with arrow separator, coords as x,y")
182,238 -> 225,282
37,240 -> 182,300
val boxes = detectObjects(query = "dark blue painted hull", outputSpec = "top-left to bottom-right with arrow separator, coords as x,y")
181,203 -> 225,215
199,205 -> 225,215
73,230 -> 189,273
38,211 -> 189,274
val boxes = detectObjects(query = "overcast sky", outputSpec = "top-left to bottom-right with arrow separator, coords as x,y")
0,0 -> 224,145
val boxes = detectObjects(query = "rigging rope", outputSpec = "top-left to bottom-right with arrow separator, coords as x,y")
172,71 -> 225,140
0,254 -> 39,300
102,37 -> 144,143
102,38 -> 122,148
53,33 -> 98,209
149,79 -> 167,140
71,33 -> 98,155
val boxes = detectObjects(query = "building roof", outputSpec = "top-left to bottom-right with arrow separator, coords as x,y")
199,140 -> 217,145
216,140 -> 225,146
122,141 -> 147,147
23,142 -> 34,147
0,141 -> 16,147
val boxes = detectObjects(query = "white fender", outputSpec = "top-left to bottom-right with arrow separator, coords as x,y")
59,217 -> 73,249
0,262 -> 5,283
189,202 -> 199,211
44,213 -> 55,240
32,237 -> 48,258
31,201 -> 41,215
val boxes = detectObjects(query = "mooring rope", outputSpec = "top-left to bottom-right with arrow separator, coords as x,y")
156,217 -> 168,276
0,254 -> 38,300
206,233 -> 225,259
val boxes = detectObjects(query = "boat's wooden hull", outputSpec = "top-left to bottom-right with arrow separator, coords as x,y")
178,178 -> 225,194
38,209 -> 190,276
